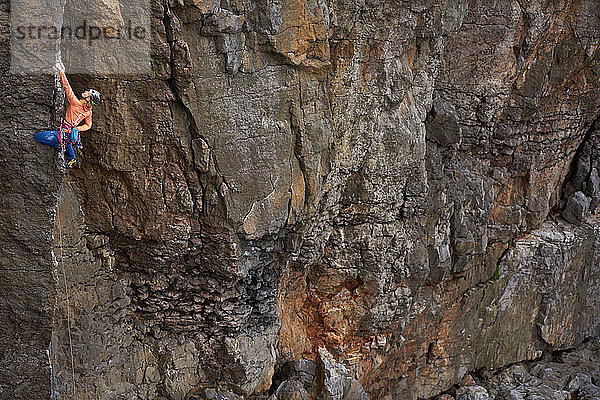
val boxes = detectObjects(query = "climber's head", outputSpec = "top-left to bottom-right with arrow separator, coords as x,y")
82,89 -> 101,108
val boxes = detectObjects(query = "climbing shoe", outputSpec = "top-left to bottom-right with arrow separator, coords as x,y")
66,159 -> 78,169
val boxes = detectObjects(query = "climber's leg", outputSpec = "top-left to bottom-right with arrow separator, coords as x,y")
34,130 -> 60,149
65,143 -> 77,168
35,130 -> 78,167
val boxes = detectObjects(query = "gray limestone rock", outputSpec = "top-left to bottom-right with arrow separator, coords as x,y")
563,191 -> 592,224
317,347 -> 348,400
269,379 -> 308,400
579,384 -> 600,400
315,347 -> 368,400
426,93 -> 462,146
588,168 -> 600,210
281,359 -> 317,389
343,379 -> 369,400
456,386 -> 489,400
567,373 -> 593,392
482,339 -> 600,400
530,364 -> 572,391
202,388 -> 244,400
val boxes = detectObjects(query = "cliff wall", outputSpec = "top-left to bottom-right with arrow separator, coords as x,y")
0,1 -> 63,396
2,0 -> 600,399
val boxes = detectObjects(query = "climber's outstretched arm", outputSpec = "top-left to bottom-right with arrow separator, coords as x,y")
59,70 -> 78,106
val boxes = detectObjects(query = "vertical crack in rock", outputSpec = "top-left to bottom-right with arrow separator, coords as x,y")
290,85 -> 311,210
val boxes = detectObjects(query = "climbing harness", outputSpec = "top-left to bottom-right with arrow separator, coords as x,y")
58,121 -> 82,150
57,122 -> 69,148
54,180 -> 77,398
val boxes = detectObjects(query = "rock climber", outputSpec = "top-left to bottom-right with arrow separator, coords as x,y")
34,63 -> 101,168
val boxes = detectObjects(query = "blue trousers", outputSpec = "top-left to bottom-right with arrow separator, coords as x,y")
34,130 -> 75,162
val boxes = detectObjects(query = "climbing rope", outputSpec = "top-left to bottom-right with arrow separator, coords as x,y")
56,179 -> 77,399
50,270 -> 58,399
50,334 -> 56,400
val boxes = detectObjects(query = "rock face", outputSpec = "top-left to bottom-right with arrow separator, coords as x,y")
0,3 -> 63,398
480,338 -> 600,400
2,0 -> 600,399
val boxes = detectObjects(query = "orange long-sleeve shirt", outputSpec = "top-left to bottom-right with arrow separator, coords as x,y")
59,71 -> 92,131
